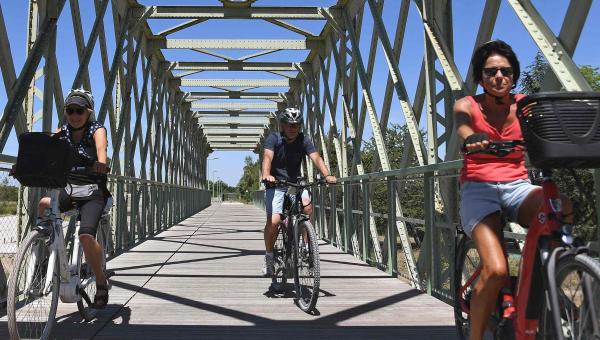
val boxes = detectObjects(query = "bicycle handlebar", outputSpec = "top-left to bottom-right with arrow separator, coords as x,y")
465,140 -> 525,157
262,178 -> 326,189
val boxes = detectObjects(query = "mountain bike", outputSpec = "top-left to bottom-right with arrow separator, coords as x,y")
7,167 -> 113,340
265,178 -> 324,313
454,91 -> 600,340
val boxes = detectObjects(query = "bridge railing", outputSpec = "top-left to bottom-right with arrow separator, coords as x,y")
255,162 -> 599,304
0,160 -> 211,307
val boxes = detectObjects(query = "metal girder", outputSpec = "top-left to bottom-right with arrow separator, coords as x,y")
191,102 -> 279,110
206,137 -> 260,143
209,142 -> 257,148
143,6 -> 326,20
172,61 -> 298,71
507,0 -> 592,92
198,117 -> 269,125
188,92 -> 283,100
154,38 -> 323,50
201,127 -> 266,136
193,110 -> 274,116
181,79 -> 291,87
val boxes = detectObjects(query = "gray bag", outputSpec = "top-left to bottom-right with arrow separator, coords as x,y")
64,184 -> 98,198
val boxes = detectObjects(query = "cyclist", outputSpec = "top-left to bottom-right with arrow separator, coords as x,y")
261,107 -> 336,276
454,40 -> 572,340
36,88 -> 112,309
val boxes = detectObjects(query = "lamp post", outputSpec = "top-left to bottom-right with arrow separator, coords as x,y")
207,157 -> 218,191
211,170 -> 217,199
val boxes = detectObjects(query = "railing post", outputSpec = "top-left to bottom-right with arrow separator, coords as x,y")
424,171 -> 435,295
331,185 -> 337,248
386,177 -> 397,276
343,182 -> 351,252
362,179 -> 369,262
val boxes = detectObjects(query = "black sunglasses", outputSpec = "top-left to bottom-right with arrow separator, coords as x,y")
482,67 -> 513,77
65,107 -> 87,115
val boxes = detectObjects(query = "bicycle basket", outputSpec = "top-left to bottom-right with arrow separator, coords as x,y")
517,92 -> 600,168
14,132 -> 75,188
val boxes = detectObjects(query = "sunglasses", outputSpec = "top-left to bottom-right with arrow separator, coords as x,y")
65,107 -> 87,115
286,123 -> 300,129
482,67 -> 513,77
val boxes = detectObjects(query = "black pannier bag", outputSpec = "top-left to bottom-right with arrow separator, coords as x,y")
517,92 -> 600,169
14,132 -> 75,188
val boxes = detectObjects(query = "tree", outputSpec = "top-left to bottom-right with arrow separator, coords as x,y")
519,52 -> 600,242
236,156 -> 260,203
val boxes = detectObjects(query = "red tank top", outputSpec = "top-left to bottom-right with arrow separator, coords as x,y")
460,95 -> 528,183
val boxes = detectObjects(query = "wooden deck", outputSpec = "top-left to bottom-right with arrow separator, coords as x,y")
1,203 -> 456,339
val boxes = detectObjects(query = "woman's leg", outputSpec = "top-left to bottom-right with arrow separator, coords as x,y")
469,212 -> 508,340
77,197 -> 108,285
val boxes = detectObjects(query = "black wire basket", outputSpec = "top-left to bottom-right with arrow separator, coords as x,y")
517,92 -> 600,169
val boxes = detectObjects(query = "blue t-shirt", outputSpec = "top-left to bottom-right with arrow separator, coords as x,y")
263,132 -> 317,182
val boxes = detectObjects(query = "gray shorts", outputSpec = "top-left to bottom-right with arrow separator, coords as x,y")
459,179 -> 538,238
265,187 -> 310,217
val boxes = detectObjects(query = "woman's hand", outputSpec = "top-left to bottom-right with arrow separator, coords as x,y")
92,161 -> 108,174
324,175 -> 337,184
462,133 -> 490,153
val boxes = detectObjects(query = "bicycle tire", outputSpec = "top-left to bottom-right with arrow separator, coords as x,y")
271,224 -> 287,289
7,230 -> 60,340
454,235 -> 509,340
77,220 -> 109,321
293,219 -> 320,313
538,253 -> 600,339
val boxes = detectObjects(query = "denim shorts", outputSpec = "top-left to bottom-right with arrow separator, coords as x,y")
459,179 -> 538,237
265,187 -> 310,217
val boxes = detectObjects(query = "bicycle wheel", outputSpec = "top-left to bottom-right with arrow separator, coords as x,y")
293,219 -> 320,312
77,222 -> 109,321
454,235 -> 479,340
538,253 -> 600,339
271,224 -> 287,289
7,230 -> 60,340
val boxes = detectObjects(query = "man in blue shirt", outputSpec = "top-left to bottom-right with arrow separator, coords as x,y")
261,107 -> 336,276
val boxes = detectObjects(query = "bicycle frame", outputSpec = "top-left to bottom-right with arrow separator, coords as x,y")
458,171 -> 571,340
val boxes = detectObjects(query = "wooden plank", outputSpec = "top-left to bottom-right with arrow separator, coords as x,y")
0,204 -> 455,339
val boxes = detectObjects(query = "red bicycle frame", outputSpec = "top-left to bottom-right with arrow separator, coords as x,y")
513,174 -> 563,339
459,172 -> 566,340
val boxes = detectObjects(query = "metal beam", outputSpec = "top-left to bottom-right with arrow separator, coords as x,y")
198,117 -> 269,125
155,38 -> 322,50
188,91 -> 283,100
201,128 -> 266,136
193,110 -> 274,116
172,61 -> 298,71
181,79 -> 291,87
144,6 -> 326,20
191,102 -> 279,110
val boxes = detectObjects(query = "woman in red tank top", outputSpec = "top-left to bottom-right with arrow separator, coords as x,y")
454,41 -> 573,340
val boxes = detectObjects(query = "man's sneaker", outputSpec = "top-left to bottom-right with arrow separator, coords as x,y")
262,254 -> 275,277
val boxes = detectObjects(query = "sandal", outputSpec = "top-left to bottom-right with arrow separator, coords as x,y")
93,281 -> 109,309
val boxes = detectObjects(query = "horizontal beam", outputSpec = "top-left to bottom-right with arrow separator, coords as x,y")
209,143 -> 258,148
206,137 -> 261,143
181,78 -> 292,87
172,61 -> 298,71
202,128 -> 266,136
188,91 -> 283,100
144,6 -> 326,20
192,102 -> 279,110
154,38 -> 321,50
193,110 -> 274,116
198,117 -> 270,125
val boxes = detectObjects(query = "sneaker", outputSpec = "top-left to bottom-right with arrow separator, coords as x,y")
262,254 -> 275,277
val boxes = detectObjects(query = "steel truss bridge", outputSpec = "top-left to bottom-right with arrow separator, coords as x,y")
0,0 -> 598,337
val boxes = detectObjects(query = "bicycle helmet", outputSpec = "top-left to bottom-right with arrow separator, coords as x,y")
65,88 -> 94,109
279,107 -> 303,124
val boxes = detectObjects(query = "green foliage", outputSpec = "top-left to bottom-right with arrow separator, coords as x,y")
236,156 -> 260,203
0,177 -> 18,215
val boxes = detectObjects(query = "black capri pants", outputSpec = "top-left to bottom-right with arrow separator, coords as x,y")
58,189 -> 108,237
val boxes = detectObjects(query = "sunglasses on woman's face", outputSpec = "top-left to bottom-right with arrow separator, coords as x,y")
65,107 -> 87,115
482,67 -> 513,77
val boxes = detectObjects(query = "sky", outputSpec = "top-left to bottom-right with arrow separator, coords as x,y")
0,1 -> 599,186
